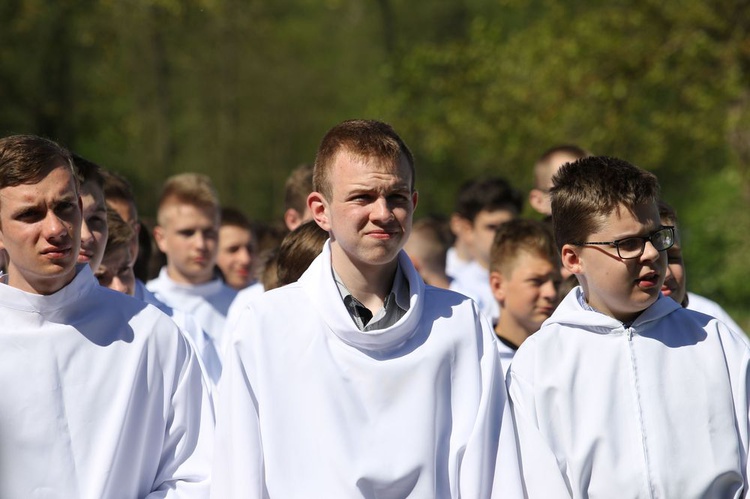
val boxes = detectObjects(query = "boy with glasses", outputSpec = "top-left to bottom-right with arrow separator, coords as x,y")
508,156 -> 750,497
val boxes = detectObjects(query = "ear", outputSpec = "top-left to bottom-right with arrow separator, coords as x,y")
449,213 -> 471,238
153,225 -> 168,253
489,270 -> 506,305
411,190 -> 419,211
308,191 -> 331,232
561,244 -> 582,275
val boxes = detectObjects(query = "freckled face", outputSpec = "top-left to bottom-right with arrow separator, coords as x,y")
0,165 -> 82,294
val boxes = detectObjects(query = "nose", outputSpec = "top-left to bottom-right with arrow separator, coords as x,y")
238,247 -> 252,266
44,210 -> 69,241
371,196 -> 394,222
641,239 -> 661,262
541,280 -> 558,301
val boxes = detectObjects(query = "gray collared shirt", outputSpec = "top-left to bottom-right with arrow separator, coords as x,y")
333,265 -> 410,331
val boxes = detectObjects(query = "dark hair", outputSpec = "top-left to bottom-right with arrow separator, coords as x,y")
313,120 -> 414,198
551,156 -> 660,251
276,220 -> 328,286
453,176 -> 523,223
102,170 -> 136,205
105,207 -> 135,255
220,207 -> 252,230
0,134 -> 77,189
71,153 -> 105,189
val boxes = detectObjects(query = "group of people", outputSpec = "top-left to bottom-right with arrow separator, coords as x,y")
0,119 -> 748,498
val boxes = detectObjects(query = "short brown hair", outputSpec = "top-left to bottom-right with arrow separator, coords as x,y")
72,153 -> 105,189
490,218 -> 558,274
284,164 -> 313,215
0,134 -> 78,190
313,119 -> 415,198
551,156 -> 660,251
102,170 -> 136,205
157,173 -> 219,226
276,220 -> 328,286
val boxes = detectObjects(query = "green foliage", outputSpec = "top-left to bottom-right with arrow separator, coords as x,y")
0,0 -> 748,320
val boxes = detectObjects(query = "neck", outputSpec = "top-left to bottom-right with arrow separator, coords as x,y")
495,315 -> 532,349
331,250 -> 398,312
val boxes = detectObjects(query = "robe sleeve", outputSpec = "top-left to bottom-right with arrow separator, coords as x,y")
148,329 -> 215,498
507,364 -> 572,498
457,313 -> 525,498
211,308 -> 268,499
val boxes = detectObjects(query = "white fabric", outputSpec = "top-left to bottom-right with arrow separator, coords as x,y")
147,268 -> 237,376
495,336 -> 516,376
0,265 -> 213,499
688,291 -> 746,336
212,242 -> 524,498
135,278 -> 221,387
509,286 -> 750,498
449,260 -> 500,323
221,280 -> 264,356
445,246 -> 473,280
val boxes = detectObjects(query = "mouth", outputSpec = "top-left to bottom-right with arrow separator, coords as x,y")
43,247 -> 72,260
367,229 -> 399,240
660,285 -> 673,296
637,271 -> 660,289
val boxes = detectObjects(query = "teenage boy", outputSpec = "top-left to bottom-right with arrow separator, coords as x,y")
148,173 -> 237,374
72,154 -> 109,271
489,219 -> 561,373
212,120 -> 523,498
0,135 -> 212,497
528,144 -> 590,218
216,207 -> 259,291
449,176 -> 523,322
95,208 -> 136,296
508,156 -> 750,497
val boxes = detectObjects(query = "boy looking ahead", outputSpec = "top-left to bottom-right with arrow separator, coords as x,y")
508,156 -> 750,498
489,218 -> 561,374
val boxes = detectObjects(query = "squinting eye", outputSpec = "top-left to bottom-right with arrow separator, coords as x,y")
617,238 -> 642,252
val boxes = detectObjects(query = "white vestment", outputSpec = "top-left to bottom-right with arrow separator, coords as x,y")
688,291 -> 746,335
212,243 -> 524,498
445,246 -> 473,280
0,265 -> 213,499
222,279 -> 264,356
449,260 -> 500,323
509,287 -> 750,498
147,268 -> 237,377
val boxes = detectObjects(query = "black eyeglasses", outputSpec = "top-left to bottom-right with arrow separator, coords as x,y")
573,226 -> 675,259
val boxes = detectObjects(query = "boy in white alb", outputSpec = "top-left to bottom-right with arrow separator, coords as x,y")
0,135 -> 212,498
212,120 -> 525,498
508,156 -> 750,498
488,219 -> 561,374
147,173 -> 236,379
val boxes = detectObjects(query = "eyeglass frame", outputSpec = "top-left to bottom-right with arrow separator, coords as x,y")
571,226 -> 675,260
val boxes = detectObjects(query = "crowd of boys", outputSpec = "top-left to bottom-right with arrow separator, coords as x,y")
0,121 -> 748,498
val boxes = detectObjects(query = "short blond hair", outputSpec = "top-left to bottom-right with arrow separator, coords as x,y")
157,173 -> 219,226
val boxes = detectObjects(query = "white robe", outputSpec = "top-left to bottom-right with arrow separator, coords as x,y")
147,268 -> 237,375
0,265 -> 213,499
449,260 -> 500,324
688,291 -> 746,336
135,278 -> 221,388
221,279 -> 264,357
508,287 -> 750,498
212,243 -> 524,498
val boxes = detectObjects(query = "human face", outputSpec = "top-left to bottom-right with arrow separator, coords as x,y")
216,224 -> 255,290
154,203 -> 219,285
310,152 -> 417,278
492,250 -> 561,336
562,202 -> 667,323
107,197 -> 140,265
78,181 -> 108,271
0,165 -> 82,294
660,224 -> 686,306
95,245 -> 135,296
472,209 -> 515,269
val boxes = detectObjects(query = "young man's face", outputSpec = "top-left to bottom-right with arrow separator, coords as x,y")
0,165 -> 82,294
491,250 -> 561,335
563,201 -> 667,323
216,224 -> 255,290
154,203 -> 219,285
78,181 -> 108,271
471,209 -> 515,269
311,151 -> 417,276
95,245 -> 135,296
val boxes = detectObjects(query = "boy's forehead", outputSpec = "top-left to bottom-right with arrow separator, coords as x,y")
0,165 -> 78,200
159,200 -> 218,225
334,151 -> 412,184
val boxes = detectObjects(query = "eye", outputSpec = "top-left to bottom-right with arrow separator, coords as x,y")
616,237 -> 642,253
